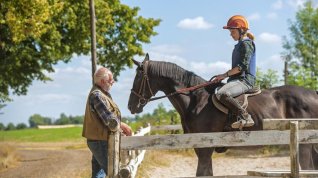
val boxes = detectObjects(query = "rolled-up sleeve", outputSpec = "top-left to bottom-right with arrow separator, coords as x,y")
237,41 -> 254,71
89,91 -> 118,127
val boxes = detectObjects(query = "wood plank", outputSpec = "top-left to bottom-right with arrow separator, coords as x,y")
290,121 -> 300,178
177,176 -> 274,178
151,124 -> 182,131
133,126 -> 151,136
121,130 -> 318,150
119,150 -> 146,178
108,130 -> 120,177
263,119 -> 318,130
247,170 -> 318,177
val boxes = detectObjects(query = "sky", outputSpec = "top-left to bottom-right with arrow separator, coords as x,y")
1,0 -> 318,126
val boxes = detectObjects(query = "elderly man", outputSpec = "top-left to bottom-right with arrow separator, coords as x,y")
82,67 -> 132,178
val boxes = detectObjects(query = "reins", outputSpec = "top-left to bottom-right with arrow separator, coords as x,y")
149,76 -> 217,101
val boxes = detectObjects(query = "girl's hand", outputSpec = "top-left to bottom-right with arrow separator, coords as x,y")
212,74 -> 226,83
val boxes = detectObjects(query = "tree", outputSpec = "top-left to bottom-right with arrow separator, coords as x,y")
0,123 -> 5,130
256,68 -> 279,89
54,113 -> 70,125
283,1 -> 318,89
0,0 -> 160,102
16,123 -> 27,129
5,123 -> 15,131
28,114 -> 52,128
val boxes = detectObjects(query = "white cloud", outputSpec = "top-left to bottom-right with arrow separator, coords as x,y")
177,16 -> 213,30
148,52 -> 188,69
258,54 -> 284,76
247,13 -> 261,21
272,0 -> 283,10
150,44 -> 183,55
190,61 -> 231,78
267,12 -> 278,19
288,0 -> 306,9
258,32 -> 281,44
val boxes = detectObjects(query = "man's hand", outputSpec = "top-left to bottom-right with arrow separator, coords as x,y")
120,122 -> 132,136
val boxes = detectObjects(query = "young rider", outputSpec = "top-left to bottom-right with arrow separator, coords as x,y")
212,15 -> 256,129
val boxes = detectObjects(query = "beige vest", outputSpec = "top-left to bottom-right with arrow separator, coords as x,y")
82,86 -> 121,140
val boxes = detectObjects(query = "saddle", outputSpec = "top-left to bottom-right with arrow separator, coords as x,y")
212,86 -> 261,115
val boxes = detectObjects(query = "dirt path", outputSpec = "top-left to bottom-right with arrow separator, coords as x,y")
0,142 -> 290,178
0,142 -> 91,178
137,150 -> 290,178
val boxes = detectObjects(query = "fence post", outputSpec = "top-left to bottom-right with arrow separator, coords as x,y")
107,118 -> 121,178
290,121 -> 299,178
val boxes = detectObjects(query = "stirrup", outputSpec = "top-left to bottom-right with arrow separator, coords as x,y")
231,114 -> 254,129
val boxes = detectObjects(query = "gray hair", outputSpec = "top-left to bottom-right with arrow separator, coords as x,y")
93,67 -> 112,85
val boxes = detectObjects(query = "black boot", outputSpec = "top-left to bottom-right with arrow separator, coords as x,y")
219,94 -> 254,129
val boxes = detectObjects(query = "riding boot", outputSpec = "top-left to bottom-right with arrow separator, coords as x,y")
219,94 -> 254,129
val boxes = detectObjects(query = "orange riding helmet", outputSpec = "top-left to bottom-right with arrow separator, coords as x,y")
223,15 -> 249,30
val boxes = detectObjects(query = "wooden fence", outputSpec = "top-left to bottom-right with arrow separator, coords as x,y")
107,119 -> 318,178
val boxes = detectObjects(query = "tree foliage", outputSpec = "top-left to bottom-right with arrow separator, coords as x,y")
256,68 -> 279,89
28,114 -> 52,128
0,0 -> 160,102
283,1 -> 318,89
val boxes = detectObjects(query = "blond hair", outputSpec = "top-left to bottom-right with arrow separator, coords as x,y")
246,32 -> 255,41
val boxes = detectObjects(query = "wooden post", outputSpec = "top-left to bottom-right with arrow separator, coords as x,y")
107,118 -> 120,178
89,0 -> 97,85
290,121 -> 299,178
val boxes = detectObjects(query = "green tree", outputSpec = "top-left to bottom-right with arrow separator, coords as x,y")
16,123 -> 27,129
283,1 -> 318,89
153,103 -> 169,125
0,123 -> 5,130
5,122 -> 15,131
28,114 -> 52,128
69,115 -> 84,124
54,113 -> 70,125
0,0 -> 160,102
256,68 -> 279,89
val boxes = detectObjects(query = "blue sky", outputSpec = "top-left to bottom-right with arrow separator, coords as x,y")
1,0 -> 317,126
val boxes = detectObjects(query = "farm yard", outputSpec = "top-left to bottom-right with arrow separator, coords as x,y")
0,122 -> 312,178
0,141 -> 291,178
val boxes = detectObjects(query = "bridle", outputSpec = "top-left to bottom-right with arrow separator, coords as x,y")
131,60 -> 217,107
130,61 -> 156,106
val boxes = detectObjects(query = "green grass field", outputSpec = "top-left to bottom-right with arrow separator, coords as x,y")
0,127 -> 84,142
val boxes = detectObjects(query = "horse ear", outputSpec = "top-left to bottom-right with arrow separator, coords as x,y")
144,53 -> 150,61
132,59 -> 141,68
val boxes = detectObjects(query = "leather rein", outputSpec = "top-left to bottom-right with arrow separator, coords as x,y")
131,60 -> 216,106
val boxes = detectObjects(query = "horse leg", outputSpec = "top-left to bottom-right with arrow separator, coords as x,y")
299,144 -> 315,170
194,147 -> 214,176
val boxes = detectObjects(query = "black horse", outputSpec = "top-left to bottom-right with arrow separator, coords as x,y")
127,54 -> 318,176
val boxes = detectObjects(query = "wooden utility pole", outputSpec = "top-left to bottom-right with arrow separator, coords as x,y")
89,0 -> 97,85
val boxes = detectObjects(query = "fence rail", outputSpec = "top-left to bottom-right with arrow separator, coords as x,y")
108,119 -> 318,178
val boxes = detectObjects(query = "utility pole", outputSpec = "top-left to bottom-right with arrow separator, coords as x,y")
89,0 -> 97,85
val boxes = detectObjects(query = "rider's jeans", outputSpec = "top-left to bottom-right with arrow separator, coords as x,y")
87,140 -> 108,178
216,79 -> 252,99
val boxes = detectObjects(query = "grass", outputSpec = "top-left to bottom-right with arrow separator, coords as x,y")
0,144 -> 19,171
0,127 -> 84,142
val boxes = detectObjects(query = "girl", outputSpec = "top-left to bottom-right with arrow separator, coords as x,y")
213,15 -> 256,129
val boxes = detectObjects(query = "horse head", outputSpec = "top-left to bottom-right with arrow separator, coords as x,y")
128,54 -> 160,114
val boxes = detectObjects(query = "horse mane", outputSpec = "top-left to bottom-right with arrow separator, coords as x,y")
148,60 -> 206,87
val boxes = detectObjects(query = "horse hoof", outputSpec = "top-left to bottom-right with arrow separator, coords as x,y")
215,147 -> 228,153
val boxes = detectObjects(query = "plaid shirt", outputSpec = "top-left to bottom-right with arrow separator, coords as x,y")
89,90 -> 117,126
